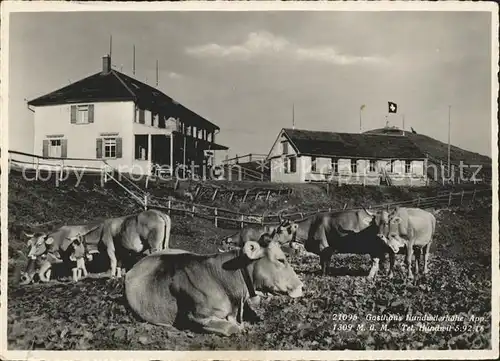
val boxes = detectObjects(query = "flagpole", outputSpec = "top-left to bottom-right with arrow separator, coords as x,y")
447,105 -> 451,173
359,106 -> 362,133
402,114 -> 405,136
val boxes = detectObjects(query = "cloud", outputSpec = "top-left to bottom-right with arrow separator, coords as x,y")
167,72 -> 182,79
185,31 -> 388,65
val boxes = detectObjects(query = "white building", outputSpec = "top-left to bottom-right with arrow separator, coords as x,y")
266,128 -> 428,186
26,55 -> 227,175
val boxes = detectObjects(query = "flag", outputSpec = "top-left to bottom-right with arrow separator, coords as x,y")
388,101 -> 398,113
360,104 -> 366,111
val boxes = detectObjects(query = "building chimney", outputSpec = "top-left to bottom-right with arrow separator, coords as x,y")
102,55 -> 111,74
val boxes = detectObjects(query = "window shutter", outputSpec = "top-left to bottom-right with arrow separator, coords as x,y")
61,139 -> 68,158
88,104 -> 94,123
116,137 -> 123,158
139,109 -> 145,124
96,138 -> 103,159
70,105 -> 77,124
42,140 -> 49,157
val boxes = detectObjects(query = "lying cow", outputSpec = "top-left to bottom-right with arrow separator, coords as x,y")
302,208 -> 399,279
125,235 -> 304,336
378,207 -> 436,279
221,219 -> 299,252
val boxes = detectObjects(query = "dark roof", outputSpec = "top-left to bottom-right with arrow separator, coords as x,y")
281,128 -> 426,159
364,126 -> 406,136
27,70 -> 220,131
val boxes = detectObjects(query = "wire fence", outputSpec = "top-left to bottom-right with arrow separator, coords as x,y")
145,187 -> 492,229
6,149 -> 493,230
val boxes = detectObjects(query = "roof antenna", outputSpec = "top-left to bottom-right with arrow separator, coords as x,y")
292,103 -> 295,129
109,35 -> 112,59
133,44 -> 136,75
156,59 -> 159,87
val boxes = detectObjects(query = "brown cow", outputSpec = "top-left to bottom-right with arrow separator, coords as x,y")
124,234 -> 303,336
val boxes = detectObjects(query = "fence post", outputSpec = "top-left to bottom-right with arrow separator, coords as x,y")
194,185 -> 201,199
229,192 -> 235,202
59,160 -> 64,181
266,190 -> 271,201
460,190 -> 465,205
144,194 -> 148,210
240,215 -> 244,229
35,157 -> 39,180
212,189 -> 218,201
328,207 -> 331,212
448,192 -> 453,207
214,208 -> 218,228
471,189 -> 476,206
191,205 -> 195,218
167,199 -> 171,215
242,190 -> 249,203
255,191 -> 260,201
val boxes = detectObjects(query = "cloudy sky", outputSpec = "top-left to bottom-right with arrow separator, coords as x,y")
8,10 -> 493,158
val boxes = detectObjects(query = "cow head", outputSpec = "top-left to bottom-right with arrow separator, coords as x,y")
25,232 -> 55,260
379,213 -> 407,253
68,236 -> 89,262
243,239 -> 303,298
20,232 -> 57,285
362,206 -> 393,241
271,219 -> 299,243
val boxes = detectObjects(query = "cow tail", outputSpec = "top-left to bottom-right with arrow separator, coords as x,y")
159,211 -> 171,250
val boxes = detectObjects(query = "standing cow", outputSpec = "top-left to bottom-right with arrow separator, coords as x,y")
295,208 -> 400,279
19,209 -> 173,284
378,207 -> 436,279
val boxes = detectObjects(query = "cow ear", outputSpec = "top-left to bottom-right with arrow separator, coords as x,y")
45,237 -> 54,245
243,241 -> 264,260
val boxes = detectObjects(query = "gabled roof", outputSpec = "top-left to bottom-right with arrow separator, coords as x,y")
27,69 -> 220,131
281,128 -> 426,159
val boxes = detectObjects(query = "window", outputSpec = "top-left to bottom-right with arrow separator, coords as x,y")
77,105 -> 89,124
405,160 -> 412,173
311,156 -> 317,172
289,156 -> 297,173
331,158 -> 338,174
70,104 -> 94,124
43,138 -> 67,158
97,137 -> 122,159
282,141 -> 289,155
138,108 -> 145,124
351,159 -> 358,174
104,138 -> 116,158
369,160 -> 376,172
284,158 -> 289,174
49,139 -> 62,157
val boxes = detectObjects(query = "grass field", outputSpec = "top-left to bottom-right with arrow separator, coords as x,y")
5,172 -> 493,350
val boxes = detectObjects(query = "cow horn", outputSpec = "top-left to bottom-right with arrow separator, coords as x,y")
24,232 -> 34,239
362,206 -> 374,216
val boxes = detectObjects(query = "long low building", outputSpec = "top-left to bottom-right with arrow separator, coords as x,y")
266,128 -> 429,186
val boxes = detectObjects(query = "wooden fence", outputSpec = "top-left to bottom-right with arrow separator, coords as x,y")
145,188 -> 492,230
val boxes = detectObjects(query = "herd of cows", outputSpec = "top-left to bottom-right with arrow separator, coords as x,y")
17,206 -> 436,336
